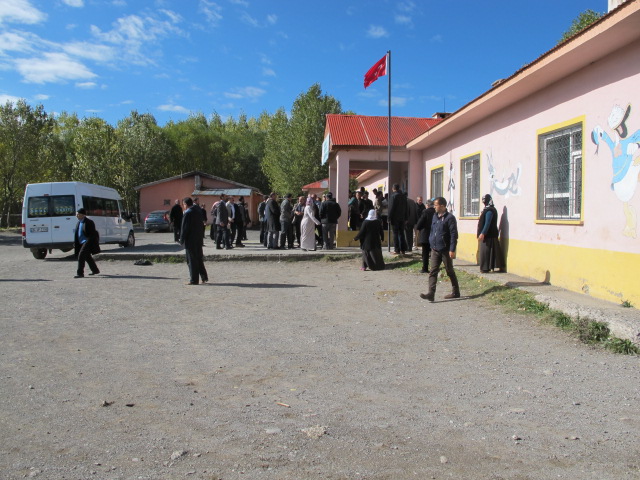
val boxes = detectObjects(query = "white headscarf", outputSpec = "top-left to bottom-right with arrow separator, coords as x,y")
366,209 -> 377,221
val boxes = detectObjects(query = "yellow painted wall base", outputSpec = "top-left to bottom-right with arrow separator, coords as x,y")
457,233 -> 640,307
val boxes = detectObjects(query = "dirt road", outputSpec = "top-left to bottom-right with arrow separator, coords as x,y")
1,234 -> 638,479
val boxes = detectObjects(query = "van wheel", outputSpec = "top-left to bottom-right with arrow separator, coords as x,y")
121,231 -> 135,248
31,248 -> 47,259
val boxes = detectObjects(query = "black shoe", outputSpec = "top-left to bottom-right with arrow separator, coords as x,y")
89,270 -> 100,275
74,274 -> 84,279
420,269 -> 428,273
216,246 -> 222,249
235,243 -> 245,247
185,281 -> 199,285
444,292 -> 460,299
420,292 -> 434,302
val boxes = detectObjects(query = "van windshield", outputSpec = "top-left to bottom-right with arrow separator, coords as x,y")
27,195 -> 75,218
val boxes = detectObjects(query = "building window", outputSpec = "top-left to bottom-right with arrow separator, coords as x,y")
430,167 -> 443,199
461,154 -> 480,217
163,199 -> 170,206
537,123 -> 582,220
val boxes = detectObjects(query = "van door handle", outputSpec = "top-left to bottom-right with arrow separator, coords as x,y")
54,226 -> 60,228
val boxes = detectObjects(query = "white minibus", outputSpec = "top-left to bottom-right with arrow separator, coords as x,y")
22,182 -> 135,259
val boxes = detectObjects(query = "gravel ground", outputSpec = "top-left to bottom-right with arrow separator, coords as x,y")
1,233 -> 639,480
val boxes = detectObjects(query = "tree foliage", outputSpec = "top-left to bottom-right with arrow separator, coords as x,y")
0,101 -> 58,227
559,9 -> 603,44
263,84 -> 342,195
0,83 -> 343,226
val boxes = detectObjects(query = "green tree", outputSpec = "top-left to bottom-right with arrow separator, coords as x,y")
113,111 -> 175,211
559,9 -> 603,44
263,84 -> 342,195
0,100 -> 56,227
71,117 -> 117,187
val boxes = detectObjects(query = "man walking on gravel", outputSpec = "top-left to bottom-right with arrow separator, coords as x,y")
420,196 -> 460,301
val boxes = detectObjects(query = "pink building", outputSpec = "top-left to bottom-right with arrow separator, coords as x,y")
134,171 -> 263,226
324,1 -> 640,306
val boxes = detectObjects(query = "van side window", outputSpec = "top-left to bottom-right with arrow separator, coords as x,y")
28,195 -> 75,218
82,196 -> 105,216
104,199 -> 119,217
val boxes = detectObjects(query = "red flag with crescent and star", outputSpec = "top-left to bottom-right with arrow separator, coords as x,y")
364,54 -> 387,89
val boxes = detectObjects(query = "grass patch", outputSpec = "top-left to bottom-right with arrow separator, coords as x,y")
411,263 -> 638,355
605,338 -> 640,355
621,300 -> 633,308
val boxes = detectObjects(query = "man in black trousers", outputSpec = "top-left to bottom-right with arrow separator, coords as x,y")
180,197 -> 208,285
74,208 -> 100,278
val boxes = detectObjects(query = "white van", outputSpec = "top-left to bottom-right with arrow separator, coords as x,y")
22,182 -> 135,259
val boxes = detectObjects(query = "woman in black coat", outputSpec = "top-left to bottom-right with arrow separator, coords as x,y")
354,209 -> 385,271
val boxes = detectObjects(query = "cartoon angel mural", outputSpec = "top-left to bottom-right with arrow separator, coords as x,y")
591,104 -> 640,238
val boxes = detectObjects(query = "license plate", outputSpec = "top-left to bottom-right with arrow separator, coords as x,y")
30,226 -> 48,233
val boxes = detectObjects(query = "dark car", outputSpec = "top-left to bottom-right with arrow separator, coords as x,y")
144,210 -> 172,233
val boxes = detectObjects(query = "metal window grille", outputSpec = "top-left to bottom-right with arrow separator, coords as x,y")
461,155 -> 480,216
537,124 -> 582,220
430,167 -> 443,199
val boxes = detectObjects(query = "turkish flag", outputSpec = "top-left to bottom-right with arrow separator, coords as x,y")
364,54 -> 387,89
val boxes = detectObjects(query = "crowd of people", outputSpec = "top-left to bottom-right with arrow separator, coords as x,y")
256,192 -> 342,251
151,188 -> 504,298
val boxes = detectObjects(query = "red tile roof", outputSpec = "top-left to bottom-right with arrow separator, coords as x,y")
302,178 -> 329,190
325,114 -> 440,148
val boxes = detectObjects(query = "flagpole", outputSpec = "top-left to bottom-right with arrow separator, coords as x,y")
387,50 -> 391,252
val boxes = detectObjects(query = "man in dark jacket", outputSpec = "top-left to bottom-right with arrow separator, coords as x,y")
415,198 -> 436,273
180,197 -> 208,285
74,208 -> 100,278
266,192 -> 281,249
215,194 -> 231,250
169,199 -> 183,243
279,193 -> 294,249
420,196 -> 460,301
319,192 -> 342,249
388,183 -> 408,254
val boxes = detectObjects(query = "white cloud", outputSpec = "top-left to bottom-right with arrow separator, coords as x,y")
229,0 -> 249,6
430,34 -> 443,43
76,81 -> 96,88
33,93 -> 49,100
378,96 -> 408,107
266,14 -> 277,25
199,0 -> 222,26
0,31 -> 36,54
90,13 -> 183,65
224,86 -> 265,100
262,67 -> 275,77
63,41 -> 115,62
367,25 -> 388,39
160,9 -> 182,24
0,0 -> 47,25
62,0 -> 84,7
158,104 -> 190,115
15,52 -> 97,83
395,14 -> 411,25
0,93 -> 23,104
396,1 -> 416,13
240,12 -> 258,27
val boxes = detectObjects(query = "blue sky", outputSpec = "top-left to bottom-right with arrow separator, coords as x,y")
0,0 -> 608,126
